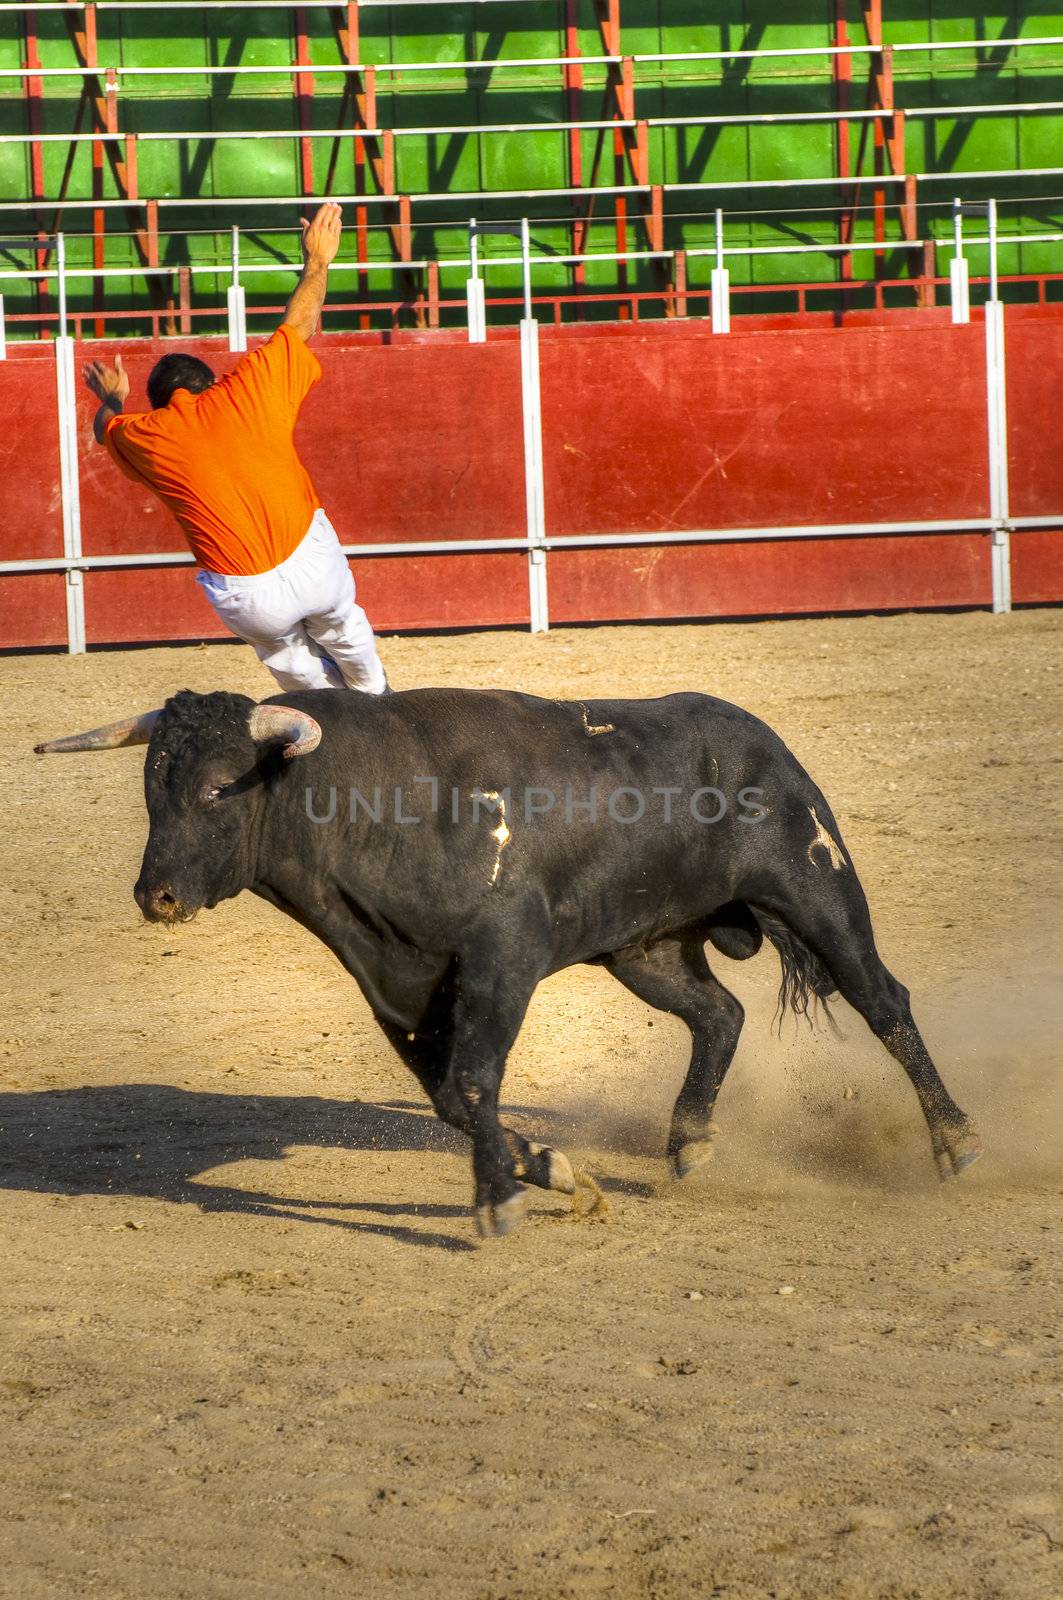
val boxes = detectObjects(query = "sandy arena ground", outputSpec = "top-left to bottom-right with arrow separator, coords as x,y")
0,609 -> 1060,1600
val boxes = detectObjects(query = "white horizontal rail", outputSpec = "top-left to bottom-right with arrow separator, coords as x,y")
0,184 -> 650,213
2,519 -> 1039,580
0,58 -> 621,79
3,34 -> 1061,79
636,38 -> 1063,63
649,101 -> 1063,128
5,121 -> 628,145
0,539 -> 528,573
5,168 -> 1063,217
8,100 -> 1063,150
665,165 -> 1063,196
3,0 -> 1060,53
5,0 -> 1053,39
545,520 -> 1001,549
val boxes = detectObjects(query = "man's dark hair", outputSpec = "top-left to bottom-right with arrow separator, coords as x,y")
147,353 -> 216,410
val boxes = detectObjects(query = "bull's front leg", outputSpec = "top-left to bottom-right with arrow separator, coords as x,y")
379,1015 -> 579,1207
446,956 -> 539,1240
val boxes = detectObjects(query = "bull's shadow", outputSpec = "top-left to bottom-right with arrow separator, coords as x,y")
0,1083 -> 533,1253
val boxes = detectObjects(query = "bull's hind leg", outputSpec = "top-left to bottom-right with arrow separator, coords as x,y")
765,877 -> 983,1180
605,936 -> 745,1179
826,950 -> 982,1179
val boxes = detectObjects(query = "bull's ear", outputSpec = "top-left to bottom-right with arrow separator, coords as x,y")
34,710 -> 162,754
248,704 -> 322,761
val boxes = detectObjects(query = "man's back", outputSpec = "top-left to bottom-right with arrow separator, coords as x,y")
104,326 -> 322,576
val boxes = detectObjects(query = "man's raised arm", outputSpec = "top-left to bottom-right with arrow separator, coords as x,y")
83,353 -> 130,444
282,201 -> 342,343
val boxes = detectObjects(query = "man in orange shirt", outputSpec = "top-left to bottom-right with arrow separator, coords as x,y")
83,202 -> 388,695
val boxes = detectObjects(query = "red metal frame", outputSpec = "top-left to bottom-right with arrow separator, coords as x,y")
294,6 -> 317,197
26,0 -> 176,335
563,0 -> 586,313
320,2 -> 424,328
831,1 -> 933,308
9,1 -> 1047,338
21,7 -> 49,326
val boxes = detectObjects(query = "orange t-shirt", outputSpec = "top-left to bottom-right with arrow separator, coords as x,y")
104,325 -> 323,576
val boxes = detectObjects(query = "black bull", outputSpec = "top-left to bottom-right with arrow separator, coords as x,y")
36,686 -> 983,1239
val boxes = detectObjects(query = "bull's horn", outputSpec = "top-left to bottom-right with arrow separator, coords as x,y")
248,704 -> 322,760
34,710 -> 162,755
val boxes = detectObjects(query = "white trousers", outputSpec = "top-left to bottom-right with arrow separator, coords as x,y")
197,509 -> 387,694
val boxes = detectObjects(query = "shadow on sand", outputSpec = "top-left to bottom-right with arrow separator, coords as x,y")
0,1083 -> 658,1250
0,1084 -> 509,1253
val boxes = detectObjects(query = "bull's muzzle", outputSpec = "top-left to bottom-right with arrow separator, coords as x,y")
135,883 -> 196,925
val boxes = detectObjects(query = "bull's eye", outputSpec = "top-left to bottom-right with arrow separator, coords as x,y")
202,786 -> 222,805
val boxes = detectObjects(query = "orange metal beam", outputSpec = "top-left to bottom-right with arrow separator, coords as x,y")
60,0 -> 173,332
325,3 -> 422,326
22,8 -> 49,323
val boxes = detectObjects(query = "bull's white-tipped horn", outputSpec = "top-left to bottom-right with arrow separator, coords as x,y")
247,704 -> 322,760
34,710 -> 162,755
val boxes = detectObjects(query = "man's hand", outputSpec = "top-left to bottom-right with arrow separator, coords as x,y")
299,203 -> 342,269
84,354 -> 130,444
83,353 -> 130,406
283,204 -> 343,341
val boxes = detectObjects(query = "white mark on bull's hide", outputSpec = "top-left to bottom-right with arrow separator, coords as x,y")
581,705 -> 615,737
477,790 -> 512,885
807,806 -> 846,871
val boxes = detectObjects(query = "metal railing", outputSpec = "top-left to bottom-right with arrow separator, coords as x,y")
3,35 -> 1062,73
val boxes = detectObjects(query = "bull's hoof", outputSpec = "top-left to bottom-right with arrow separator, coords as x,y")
672,1139 -> 717,1181
545,1147 -> 577,1195
475,1188 -> 527,1240
934,1126 -> 985,1182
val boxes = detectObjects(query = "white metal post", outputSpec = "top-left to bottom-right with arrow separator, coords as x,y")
987,195 -> 999,304
710,207 -> 730,334
227,223 -> 247,352
54,233 -> 86,653
520,215 -> 533,321
466,217 -> 486,343
519,312 -> 549,633
981,195 -> 1010,614
985,295 -> 1012,614
56,228 -> 68,339
949,197 -> 970,324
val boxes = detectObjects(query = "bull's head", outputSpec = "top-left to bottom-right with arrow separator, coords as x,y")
35,690 -> 321,925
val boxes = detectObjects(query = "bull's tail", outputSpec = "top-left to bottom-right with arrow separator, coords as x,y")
753,908 -> 841,1034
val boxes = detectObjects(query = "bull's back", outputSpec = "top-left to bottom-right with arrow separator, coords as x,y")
275,685 -> 836,961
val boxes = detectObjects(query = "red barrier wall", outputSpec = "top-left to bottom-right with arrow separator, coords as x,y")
2,309 -> 1061,650
539,314 -> 990,535
996,309 -> 1063,605
0,345 -> 64,562
548,534 -> 993,624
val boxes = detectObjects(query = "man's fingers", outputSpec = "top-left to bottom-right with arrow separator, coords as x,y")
114,353 -> 124,372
